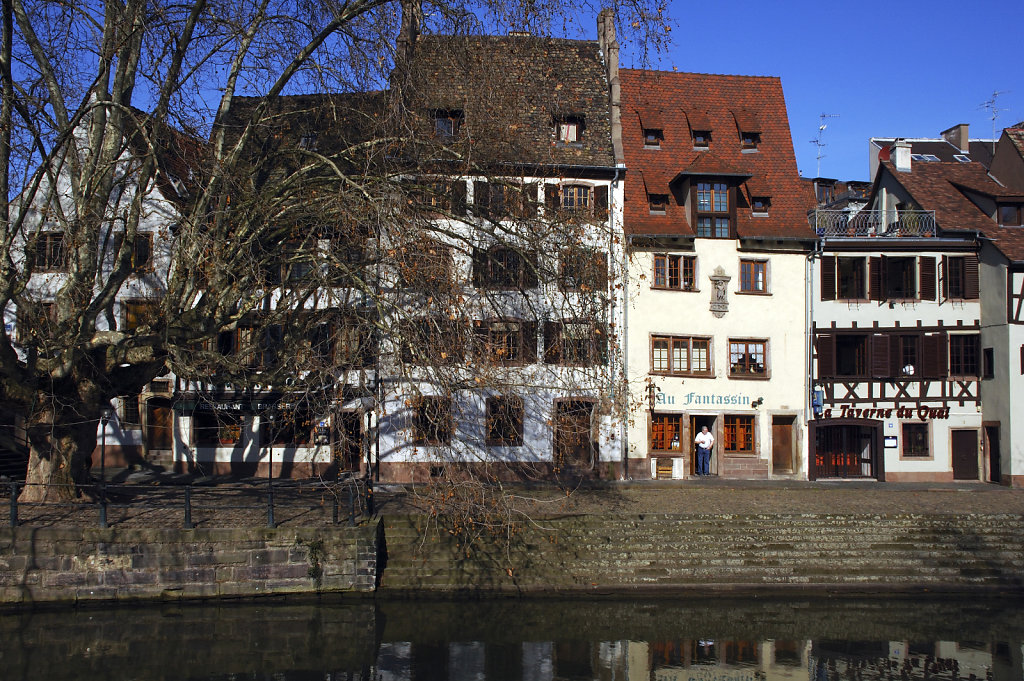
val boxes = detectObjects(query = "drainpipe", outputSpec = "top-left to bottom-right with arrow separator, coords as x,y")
610,165 -> 629,480
805,232 -> 823,479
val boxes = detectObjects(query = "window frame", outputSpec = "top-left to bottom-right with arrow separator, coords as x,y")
692,129 -> 711,149
485,396 -> 524,447
837,256 -> 867,300
883,256 -> 918,300
643,128 -> 663,148
650,334 -> 712,376
723,415 -> 755,454
649,413 -> 683,453
728,338 -> 768,378
738,259 -> 768,294
413,395 -> 453,446
120,394 -> 142,430
473,318 -> 536,366
997,203 -> 1022,227
693,181 -> 732,238
32,232 -> 67,272
652,254 -> 697,291
948,333 -> 980,377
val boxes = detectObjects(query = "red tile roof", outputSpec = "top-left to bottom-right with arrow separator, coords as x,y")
620,69 -> 815,239
882,160 -> 1024,262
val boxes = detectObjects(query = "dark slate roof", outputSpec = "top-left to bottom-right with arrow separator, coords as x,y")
126,108 -> 206,205
620,69 -> 815,239
872,138 -> 996,168
881,160 -> 1024,262
403,35 -> 615,171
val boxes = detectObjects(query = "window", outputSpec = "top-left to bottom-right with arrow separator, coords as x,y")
474,181 -> 536,219
983,347 -> 994,379
120,395 -> 141,429
277,241 -> 315,285
729,340 -> 767,377
474,319 -> 536,365
650,413 -> 682,452
643,128 -> 663,148
884,256 -> 917,299
485,396 -> 524,446
695,182 -> 730,238
651,335 -> 711,375
402,317 -> 464,365
30,232 -> 66,271
555,115 -> 584,143
898,334 -> 920,376
545,184 -> 608,217
739,259 -> 767,293
544,320 -> 607,366
723,415 -> 754,453
949,334 -> 980,376
123,300 -> 159,332
652,254 -> 696,291
902,423 -> 929,458
999,204 -> 1023,226
398,239 -> 452,290
751,197 -> 769,213
835,334 -> 868,377
413,396 -> 452,445
433,110 -> 463,139
322,315 -> 375,369
472,246 -> 538,289
943,255 -> 979,299
692,130 -> 711,148
561,184 -> 592,212
648,193 -> 668,214
559,249 -> 607,292
131,233 -> 154,273
298,132 -> 318,150
837,257 -> 865,299
16,301 -> 56,343
740,132 -> 760,149
195,412 -> 243,446
266,411 -> 312,446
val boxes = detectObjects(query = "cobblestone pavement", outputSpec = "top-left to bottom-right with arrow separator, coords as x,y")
3,471 -> 1023,530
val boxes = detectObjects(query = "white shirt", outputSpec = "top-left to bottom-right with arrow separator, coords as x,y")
694,431 -> 714,449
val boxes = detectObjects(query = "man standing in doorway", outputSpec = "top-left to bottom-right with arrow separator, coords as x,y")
694,426 -> 714,476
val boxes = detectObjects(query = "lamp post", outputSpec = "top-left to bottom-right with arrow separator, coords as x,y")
99,406 -> 113,528
266,413 -> 275,528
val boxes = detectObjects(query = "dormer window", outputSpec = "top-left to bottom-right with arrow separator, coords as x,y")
692,130 -> 711,149
741,132 -> 760,150
434,110 -> 463,139
555,115 -> 584,144
648,193 -> 668,214
643,128 -> 663,148
694,181 -> 730,238
998,204 -> 1023,227
751,197 -> 770,214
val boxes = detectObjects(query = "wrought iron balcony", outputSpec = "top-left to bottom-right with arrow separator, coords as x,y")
809,209 -> 937,238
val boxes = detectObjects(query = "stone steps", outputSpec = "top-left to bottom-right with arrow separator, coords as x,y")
377,513 -> 1024,592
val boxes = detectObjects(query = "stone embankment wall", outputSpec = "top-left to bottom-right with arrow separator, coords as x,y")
0,523 -> 380,605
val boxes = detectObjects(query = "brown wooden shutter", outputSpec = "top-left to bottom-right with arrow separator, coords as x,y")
471,248 -> 486,288
594,185 -> 609,216
543,321 -> 562,364
592,323 -> 609,366
523,250 -> 539,289
474,181 -> 489,215
919,256 -> 936,300
815,334 -> 835,378
922,333 -> 948,378
869,257 -> 882,300
890,335 -> 903,377
545,184 -> 560,213
522,183 -> 539,218
964,254 -> 980,299
451,180 -> 467,215
521,321 -> 538,363
820,256 -> 836,301
941,256 -> 949,299
594,251 -> 609,291
871,334 -> 891,378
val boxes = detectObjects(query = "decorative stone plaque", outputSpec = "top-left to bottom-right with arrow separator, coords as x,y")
709,266 -> 730,318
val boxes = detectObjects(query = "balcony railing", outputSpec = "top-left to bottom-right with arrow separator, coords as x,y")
809,209 -> 936,238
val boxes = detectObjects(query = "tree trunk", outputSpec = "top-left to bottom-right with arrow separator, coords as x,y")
19,407 -> 99,503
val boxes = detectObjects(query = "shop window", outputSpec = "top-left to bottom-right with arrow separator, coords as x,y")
650,413 -> 682,452
472,246 -> 539,289
544,320 -> 607,366
724,415 -> 754,453
643,128 -> 663,148
266,411 -> 312,447
695,181 -> 730,238
739,259 -> 767,293
559,249 -> 608,292
949,334 -> 980,376
651,335 -> 711,375
902,422 -> 929,458
195,412 -> 244,446
729,339 -> 767,377
473,319 -> 536,365
837,257 -> 865,299
652,254 -> 696,291
413,396 -> 452,446
485,396 -> 524,446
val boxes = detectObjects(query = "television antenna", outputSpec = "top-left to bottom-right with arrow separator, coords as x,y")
979,90 -> 1009,153
810,113 -> 840,177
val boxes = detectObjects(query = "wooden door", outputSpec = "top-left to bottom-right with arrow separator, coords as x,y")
952,429 -> 979,480
771,416 -> 794,474
146,399 -> 173,450
554,401 -> 595,469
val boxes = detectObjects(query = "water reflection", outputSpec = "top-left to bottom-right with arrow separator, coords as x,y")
1,596 -> 1021,680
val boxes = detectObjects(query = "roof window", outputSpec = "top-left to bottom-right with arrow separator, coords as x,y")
555,115 -> 585,144
434,110 -> 463,139
643,128 -> 663,148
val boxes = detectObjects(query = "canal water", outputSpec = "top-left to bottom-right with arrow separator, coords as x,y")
2,595 -> 1022,680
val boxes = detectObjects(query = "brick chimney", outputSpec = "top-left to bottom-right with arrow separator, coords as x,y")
892,139 -> 912,173
941,123 -> 969,152
597,9 -> 623,164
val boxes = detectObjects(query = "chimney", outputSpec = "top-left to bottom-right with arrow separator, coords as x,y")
941,123 -> 969,152
597,9 -> 623,164
389,0 -> 422,124
892,139 -> 912,173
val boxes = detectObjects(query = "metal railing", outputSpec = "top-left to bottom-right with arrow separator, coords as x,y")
2,476 -> 371,530
810,209 -> 937,238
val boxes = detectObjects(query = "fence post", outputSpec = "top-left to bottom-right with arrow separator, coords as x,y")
184,485 -> 193,529
9,482 -> 17,529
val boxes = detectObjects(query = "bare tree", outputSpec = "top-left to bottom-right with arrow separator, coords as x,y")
0,0 -> 670,503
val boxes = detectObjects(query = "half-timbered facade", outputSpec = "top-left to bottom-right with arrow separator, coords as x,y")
620,69 -> 816,480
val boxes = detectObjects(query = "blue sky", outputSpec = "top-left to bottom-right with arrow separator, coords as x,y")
614,0 -> 1022,182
